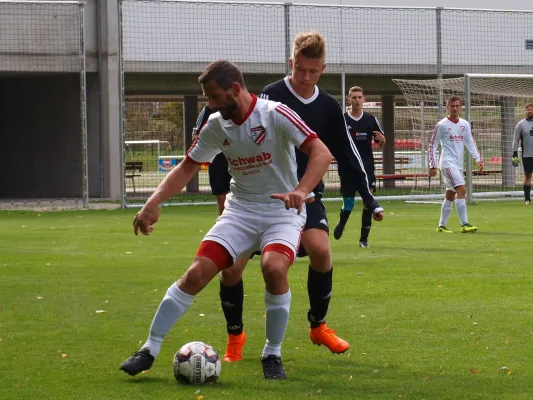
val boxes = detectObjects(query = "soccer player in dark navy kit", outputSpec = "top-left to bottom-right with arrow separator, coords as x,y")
209,33 -> 384,363
334,86 -> 386,248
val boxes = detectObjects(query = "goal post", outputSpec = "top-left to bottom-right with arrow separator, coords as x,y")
393,74 -> 533,203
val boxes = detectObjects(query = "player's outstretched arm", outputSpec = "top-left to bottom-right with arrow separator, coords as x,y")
133,158 -> 200,236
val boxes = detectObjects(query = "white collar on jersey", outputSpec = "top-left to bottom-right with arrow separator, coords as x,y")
284,76 -> 319,104
346,111 -> 364,122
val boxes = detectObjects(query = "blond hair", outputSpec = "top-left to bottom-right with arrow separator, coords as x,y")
348,86 -> 364,95
292,32 -> 326,61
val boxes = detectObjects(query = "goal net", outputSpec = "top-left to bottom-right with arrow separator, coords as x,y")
393,74 -> 533,202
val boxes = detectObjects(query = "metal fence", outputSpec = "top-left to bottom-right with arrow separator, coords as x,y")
119,0 -> 533,206
1,1 -> 533,209
0,0 -> 88,210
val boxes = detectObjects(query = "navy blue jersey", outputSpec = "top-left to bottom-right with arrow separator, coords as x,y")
260,77 -> 379,210
344,111 -> 384,171
192,105 -> 212,137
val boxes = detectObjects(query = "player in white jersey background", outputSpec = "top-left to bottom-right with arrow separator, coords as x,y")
429,95 -> 484,233
512,103 -> 533,205
119,60 -> 333,380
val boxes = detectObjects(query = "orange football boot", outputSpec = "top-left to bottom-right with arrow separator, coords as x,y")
223,331 -> 247,362
310,324 -> 350,353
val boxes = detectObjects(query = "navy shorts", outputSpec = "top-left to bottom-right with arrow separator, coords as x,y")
296,199 -> 329,258
340,170 -> 376,197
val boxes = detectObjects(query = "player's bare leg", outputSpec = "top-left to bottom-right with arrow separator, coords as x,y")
260,249 -> 292,380
523,172 -> 531,205
437,189 -> 455,233
219,257 -> 249,362
304,229 -> 350,354
120,251 -> 225,376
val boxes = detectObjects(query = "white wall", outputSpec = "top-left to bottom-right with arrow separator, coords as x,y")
256,0 -> 531,10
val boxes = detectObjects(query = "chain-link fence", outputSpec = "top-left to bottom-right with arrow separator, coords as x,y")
2,1 -> 532,208
0,0 -> 88,210
119,1 -> 533,206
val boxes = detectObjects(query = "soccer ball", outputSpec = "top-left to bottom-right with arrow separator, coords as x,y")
173,341 -> 221,384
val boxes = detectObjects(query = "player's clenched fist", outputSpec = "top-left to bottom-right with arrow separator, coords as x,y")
271,188 -> 307,214
133,202 -> 160,236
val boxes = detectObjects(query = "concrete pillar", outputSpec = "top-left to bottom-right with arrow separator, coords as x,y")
500,97 -> 516,187
381,95 -> 396,189
96,0 -> 122,199
86,73 -> 103,197
184,96 -> 199,192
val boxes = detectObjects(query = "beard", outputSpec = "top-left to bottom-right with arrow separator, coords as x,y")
217,99 -> 238,120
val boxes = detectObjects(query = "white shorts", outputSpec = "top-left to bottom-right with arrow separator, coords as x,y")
441,165 -> 465,191
202,195 -> 306,263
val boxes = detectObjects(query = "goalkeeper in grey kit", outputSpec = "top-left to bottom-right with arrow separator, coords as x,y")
512,103 -> 533,205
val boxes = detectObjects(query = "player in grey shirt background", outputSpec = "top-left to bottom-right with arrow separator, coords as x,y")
512,103 -> 533,205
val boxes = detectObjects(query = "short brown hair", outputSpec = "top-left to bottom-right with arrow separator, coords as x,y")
525,103 -> 533,109
198,60 -> 245,90
447,96 -> 462,106
348,86 -> 364,95
292,32 -> 326,61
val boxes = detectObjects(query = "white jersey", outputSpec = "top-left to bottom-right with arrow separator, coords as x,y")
428,117 -> 482,169
187,95 -> 318,203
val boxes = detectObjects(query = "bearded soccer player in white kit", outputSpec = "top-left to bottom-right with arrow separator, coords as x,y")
429,96 -> 484,233
119,60 -> 332,380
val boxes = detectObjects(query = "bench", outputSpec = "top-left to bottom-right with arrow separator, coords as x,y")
125,161 -> 143,193
374,156 -> 410,174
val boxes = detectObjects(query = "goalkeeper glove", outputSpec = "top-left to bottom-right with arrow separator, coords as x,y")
512,151 -> 520,167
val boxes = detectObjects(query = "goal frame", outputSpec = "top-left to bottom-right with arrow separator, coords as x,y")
464,73 -> 533,203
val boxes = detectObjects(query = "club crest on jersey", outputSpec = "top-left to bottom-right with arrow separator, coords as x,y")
461,125 -> 465,132
250,126 -> 266,146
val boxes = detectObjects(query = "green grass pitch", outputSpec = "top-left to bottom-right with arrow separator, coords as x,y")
1,201 -> 532,400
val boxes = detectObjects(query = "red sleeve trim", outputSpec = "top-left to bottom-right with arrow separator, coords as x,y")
298,135 -> 319,149
185,155 -> 210,166
275,104 -> 317,137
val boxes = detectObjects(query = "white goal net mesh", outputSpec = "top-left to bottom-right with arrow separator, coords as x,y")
393,75 -> 533,202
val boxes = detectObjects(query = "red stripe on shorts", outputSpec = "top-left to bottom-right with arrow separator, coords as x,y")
263,243 -> 295,265
196,240 -> 233,271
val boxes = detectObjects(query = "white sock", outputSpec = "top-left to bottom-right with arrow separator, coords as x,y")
142,283 -> 194,358
439,199 -> 454,227
456,198 -> 468,225
262,290 -> 291,358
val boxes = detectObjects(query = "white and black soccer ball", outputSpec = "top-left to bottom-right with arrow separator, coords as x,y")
173,341 -> 221,384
